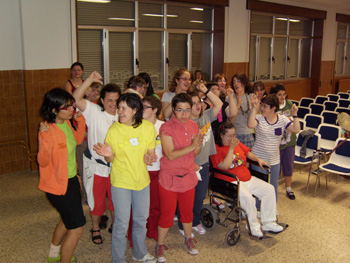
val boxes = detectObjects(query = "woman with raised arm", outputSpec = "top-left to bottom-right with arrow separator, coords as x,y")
38,88 -> 86,263
94,93 -> 157,263
248,94 -> 300,203
73,72 -> 121,244
161,68 -> 192,120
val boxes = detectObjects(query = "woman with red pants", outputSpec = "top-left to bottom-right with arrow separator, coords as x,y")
156,93 -> 203,263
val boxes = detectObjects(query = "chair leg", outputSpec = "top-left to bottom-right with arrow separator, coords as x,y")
325,172 -> 328,190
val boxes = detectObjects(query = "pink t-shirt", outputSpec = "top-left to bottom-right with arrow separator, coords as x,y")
159,116 -> 198,193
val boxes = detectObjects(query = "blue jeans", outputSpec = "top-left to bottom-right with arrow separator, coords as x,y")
111,185 -> 150,263
251,163 -> 280,209
178,162 -> 210,229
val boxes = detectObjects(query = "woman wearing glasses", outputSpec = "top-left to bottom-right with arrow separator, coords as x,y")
211,122 -> 283,237
161,68 -> 192,120
156,93 -> 203,263
38,88 -> 86,263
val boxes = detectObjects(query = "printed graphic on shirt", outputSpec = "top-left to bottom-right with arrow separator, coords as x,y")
156,134 -> 161,146
230,152 -> 244,169
198,122 -> 212,145
129,138 -> 139,146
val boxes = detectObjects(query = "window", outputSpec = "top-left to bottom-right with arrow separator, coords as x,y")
335,23 -> 350,76
249,13 -> 313,81
76,0 -> 214,91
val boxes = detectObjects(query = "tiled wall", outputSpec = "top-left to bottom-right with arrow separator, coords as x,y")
0,68 -> 70,175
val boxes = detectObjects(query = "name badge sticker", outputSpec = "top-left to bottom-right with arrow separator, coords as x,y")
129,138 -> 139,146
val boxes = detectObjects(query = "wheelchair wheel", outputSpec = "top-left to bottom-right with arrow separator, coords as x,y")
200,204 -> 219,230
225,227 -> 240,246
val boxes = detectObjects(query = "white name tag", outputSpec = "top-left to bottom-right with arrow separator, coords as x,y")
129,138 -> 139,146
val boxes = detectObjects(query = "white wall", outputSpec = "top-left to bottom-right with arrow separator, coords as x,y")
20,0 -> 72,70
0,0 -> 23,70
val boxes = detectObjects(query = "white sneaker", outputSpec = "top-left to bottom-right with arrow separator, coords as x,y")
246,224 -> 263,238
132,253 -> 157,263
212,197 -> 225,209
192,224 -> 206,235
179,229 -> 194,238
173,215 -> 178,221
262,222 -> 284,233
185,238 -> 199,255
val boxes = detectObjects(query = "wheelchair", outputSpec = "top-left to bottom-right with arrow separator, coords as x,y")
200,159 -> 287,246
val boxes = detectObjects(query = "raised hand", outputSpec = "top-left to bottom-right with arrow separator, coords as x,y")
291,103 -> 298,116
93,141 -> 113,158
251,94 -> 259,108
196,82 -> 208,94
226,87 -> 234,97
88,71 -> 103,85
73,111 -> 82,120
39,122 -> 49,132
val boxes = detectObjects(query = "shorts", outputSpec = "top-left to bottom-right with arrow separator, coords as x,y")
46,176 -> 86,230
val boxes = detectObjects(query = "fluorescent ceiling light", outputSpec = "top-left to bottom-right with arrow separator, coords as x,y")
108,17 -> 135,21
190,20 -> 203,23
78,0 -> 110,3
276,17 -> 300,22
190,8 -> 204,11
142,13 -> 178,18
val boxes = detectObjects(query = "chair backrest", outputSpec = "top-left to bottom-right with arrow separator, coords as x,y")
327,94 -> 339,102
337,92 -> 350,99
338,99 -> 350,108
289,100 -> 299,107
300,97 -> 314,107
297,106 -> 311,119
335,107 -> 350,115
327,138 -> 350,168
321,110 -> 338,125
324,101 -> 338,111
304,114 -> 323,131
295,132 -> 321,159
309,103 -> 324,115
316,124 -> 342,151
299,119 -> 305,130
314,95 -> 328,104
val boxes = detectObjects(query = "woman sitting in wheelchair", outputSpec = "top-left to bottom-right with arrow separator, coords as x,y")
210,122 -> 284,237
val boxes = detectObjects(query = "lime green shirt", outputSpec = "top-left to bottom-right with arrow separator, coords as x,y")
106,120 -> 156,190
57,122 -> 77,178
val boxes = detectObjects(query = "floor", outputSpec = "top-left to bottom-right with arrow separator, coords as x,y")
1,166 -> 350,263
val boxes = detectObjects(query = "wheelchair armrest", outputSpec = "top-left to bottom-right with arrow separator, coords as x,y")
211,167 -> 240,182
246,158 -> 270,170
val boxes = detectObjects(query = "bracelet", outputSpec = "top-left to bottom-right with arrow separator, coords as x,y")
204,89 -> 210,95
293,116 -> 298,118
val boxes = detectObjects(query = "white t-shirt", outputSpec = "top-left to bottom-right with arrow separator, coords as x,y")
252,114 -> 292,165
82,100 -> 119,177
161,92 -> 176,121
147,120 -> 164,171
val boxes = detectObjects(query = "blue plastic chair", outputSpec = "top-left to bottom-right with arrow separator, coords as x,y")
335,107 -> 350,115
297,106 -> 311,119
327,94 -> 339,102
304,114 -> 323,132
324,101 -> 338,111
314,95 -> 328,105
337,92 -> 350,99
309,103 -> 324,115
299,97 -> 314,107
321,111 -> 338,125
337,99 -> 350,108
316,124 -> 342,153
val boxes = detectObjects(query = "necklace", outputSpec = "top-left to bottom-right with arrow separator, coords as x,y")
239,94 -> 250,115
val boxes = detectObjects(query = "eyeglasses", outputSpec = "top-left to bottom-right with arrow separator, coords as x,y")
59,104 -> 76,111
192,101 -> 201,106
175,108 -> 192,113
143,105 -> 154,110
224,134 -> 236,138
178,77 -> 191,82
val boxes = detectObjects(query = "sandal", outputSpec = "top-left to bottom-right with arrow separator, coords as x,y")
90,229 -> 103,245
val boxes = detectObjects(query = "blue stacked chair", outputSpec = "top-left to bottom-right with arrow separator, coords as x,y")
321,111 -> 338,125
337,99 -> 350,108
299,97 -> 314,107
297,106 -> 311,119
324,101 -> 338,111
335,107 -> 350,115
309,103 -> 324,115
327,94 -> 339,102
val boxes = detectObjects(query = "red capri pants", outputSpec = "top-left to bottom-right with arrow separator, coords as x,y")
158,184 -> 195,228
90,174 -> 114,215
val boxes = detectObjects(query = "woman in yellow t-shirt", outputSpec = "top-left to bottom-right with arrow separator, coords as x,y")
94,93 -> 157,263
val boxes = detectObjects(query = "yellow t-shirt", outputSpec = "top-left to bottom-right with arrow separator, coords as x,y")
106,120 -> 157,190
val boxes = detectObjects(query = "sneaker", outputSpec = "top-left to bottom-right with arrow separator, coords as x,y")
132,253 -> 157,263
173,215 -> 178,221
99,215 -> 108,229
47,253 -> 76,263
192,224 -> 206,235
262,222 -> 284,233
286,191 -> 296,200
212,197 -> 225,209
155,244 -> 168,263
185,238 -> 198,255
246,224 -> 263,238
179,229 -> 194,238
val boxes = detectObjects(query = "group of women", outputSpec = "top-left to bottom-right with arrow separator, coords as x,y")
37,65 -> 300,263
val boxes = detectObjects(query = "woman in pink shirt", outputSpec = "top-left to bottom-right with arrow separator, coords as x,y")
156,93 -> 203,263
